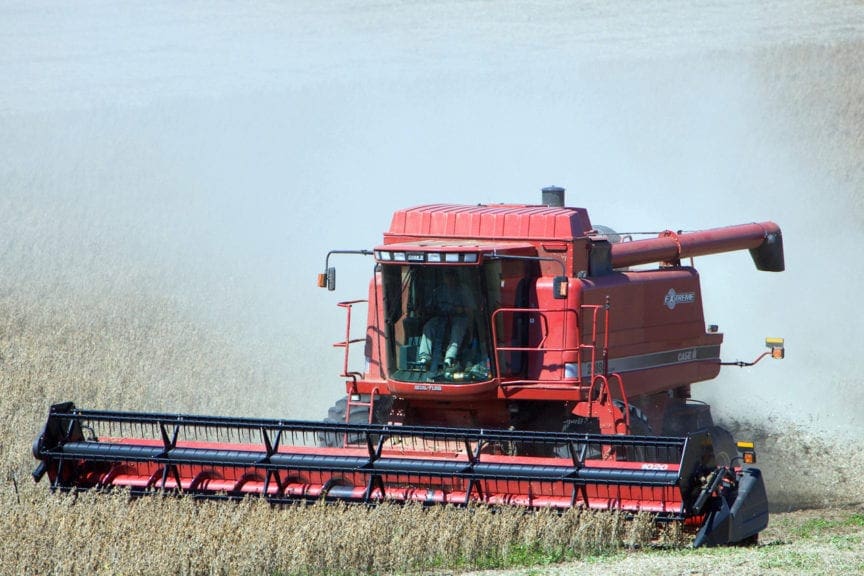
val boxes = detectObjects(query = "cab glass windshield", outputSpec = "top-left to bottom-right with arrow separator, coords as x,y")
381,264 -> 492,383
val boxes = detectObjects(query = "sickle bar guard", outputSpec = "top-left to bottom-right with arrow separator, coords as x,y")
32,403 -> 767,546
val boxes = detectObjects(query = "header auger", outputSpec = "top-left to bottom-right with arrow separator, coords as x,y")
33,187 -> 784,547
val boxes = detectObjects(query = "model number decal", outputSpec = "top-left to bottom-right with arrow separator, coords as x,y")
664,288 -> 695,310
677,349 -> 697,362
641,463 -> 670,471
414,384 -> 443,392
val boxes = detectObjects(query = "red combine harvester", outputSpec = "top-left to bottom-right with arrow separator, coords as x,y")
33,187 -> 784,547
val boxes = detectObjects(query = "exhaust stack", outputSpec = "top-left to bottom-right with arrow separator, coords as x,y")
542,186 -> 565,207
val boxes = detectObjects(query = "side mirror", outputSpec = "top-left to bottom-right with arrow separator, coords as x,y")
317,267 -> 336,291
552,276 -> 569,299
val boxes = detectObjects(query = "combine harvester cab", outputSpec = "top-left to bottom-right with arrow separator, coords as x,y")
33,187 -> 783,547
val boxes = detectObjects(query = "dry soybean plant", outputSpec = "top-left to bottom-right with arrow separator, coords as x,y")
0,481 -> 664,575
0,286 -> 665,575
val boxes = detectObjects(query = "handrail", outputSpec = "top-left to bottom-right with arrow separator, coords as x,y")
333,300 -> 367,379
490,306 -> 578,385
490,303 -> 609,387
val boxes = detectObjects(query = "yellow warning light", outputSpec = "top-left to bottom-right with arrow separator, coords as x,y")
317,273 -> 327,288
736,441 -> 754,450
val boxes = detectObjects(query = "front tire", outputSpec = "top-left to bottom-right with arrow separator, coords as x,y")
318,395 -> 392,447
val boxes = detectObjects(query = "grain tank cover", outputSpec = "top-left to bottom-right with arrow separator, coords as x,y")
384,203 -> 594,243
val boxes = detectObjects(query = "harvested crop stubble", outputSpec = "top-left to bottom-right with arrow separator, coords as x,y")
0,482 -> 661,575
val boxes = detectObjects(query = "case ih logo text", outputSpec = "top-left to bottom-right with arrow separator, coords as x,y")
664,288 -> 695,310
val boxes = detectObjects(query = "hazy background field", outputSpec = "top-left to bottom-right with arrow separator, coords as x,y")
1,2 -> 863,565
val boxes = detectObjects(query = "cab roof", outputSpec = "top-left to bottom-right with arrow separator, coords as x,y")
384,203 -> 594,243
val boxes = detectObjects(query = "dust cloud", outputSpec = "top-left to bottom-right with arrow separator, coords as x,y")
1,2 -> 862,506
